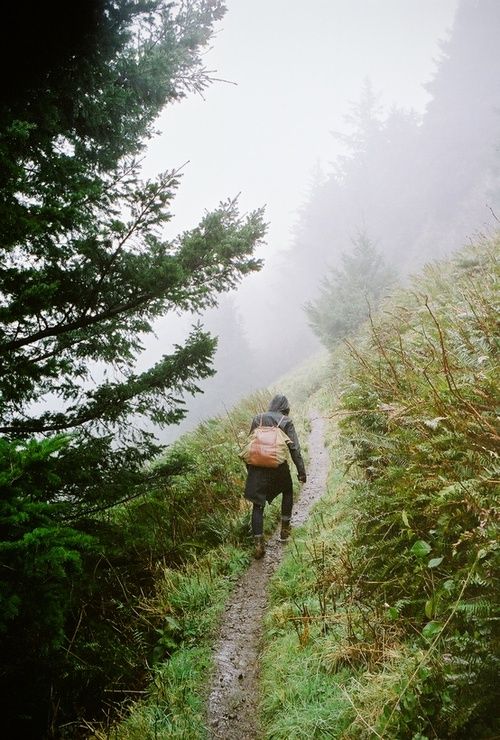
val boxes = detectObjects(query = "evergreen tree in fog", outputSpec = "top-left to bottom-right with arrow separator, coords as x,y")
305,232 -> 395,348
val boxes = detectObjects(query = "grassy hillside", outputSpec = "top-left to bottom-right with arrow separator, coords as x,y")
91,390 -> 310,738
261,235 -> 499,738
51,236 -> 497,738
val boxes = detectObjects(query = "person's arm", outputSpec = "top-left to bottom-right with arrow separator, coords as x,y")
284,420 -> 306,481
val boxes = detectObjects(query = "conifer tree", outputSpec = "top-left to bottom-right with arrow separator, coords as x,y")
0,0 -> 266,493
0,2 -> 266,731
305,232 -> 394,348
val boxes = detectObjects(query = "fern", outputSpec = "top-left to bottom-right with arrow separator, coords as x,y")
333,237 -> 500,736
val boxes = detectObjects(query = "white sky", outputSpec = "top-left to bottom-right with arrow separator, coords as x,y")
140,0 -> 458,354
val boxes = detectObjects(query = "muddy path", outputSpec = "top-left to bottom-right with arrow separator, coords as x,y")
206,411 -> 330,739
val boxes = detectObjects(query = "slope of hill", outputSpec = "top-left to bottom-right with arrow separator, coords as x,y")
17,236 -> 495,737
260,234 -> 499,738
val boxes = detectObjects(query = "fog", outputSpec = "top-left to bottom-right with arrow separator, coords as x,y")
139,0 -> 500,442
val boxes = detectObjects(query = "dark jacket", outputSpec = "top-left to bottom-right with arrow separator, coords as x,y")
243,394 -> 306,506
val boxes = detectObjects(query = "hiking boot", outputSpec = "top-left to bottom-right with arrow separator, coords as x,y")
253,535 -> 265,559
280,521 -> 291,542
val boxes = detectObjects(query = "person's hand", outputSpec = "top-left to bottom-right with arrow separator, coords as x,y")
298,473 -> 307,483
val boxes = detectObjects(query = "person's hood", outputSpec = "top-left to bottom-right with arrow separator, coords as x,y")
268,394 -> 290,414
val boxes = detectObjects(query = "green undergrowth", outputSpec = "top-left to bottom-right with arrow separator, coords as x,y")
96,384 -> 313,737
260,384 -> 358,739
261,236 -> 499,738
82,391 -> 265,737
3,393 -> 275,737
336,237 -> 499,738
102,545 -> 249,740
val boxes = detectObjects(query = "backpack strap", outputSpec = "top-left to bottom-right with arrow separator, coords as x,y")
257,413 -> 284,428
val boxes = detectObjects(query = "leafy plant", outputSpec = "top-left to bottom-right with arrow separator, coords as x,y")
261,236 -> 499,739
337,237 -> 500,736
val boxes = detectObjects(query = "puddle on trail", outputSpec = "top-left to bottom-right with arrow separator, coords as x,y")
207,412 -> 330,739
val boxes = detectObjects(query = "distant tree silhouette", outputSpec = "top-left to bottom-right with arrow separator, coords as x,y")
305,232 -> 395,348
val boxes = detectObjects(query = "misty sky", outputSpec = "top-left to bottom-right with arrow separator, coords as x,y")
139,0 -> 459,360
137,0 -> 464,437
143,0 -> 458,263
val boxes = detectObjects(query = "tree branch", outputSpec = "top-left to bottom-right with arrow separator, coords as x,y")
0,293 -> 155,354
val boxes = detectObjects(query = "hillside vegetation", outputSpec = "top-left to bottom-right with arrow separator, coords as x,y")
261,235 -> 499,738
3,234 -> 497,737
116,234 -> 498,738
57,391 -> 307,738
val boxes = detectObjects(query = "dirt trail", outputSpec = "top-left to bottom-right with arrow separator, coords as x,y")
206,412 -> 330,739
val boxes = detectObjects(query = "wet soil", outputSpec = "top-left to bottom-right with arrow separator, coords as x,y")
206,412 -> 330,739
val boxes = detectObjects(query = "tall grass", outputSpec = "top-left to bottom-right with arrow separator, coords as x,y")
337,237 -> 499,737
92,384 -> 312,737
260,377 -> 358,738
260,235 -> 499,738
81,393 -> 268,736
96,546 -> 249,740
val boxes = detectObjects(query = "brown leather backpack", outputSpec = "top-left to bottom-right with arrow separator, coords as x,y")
239,414 -> 291,468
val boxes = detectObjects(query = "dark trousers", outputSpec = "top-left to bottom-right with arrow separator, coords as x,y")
251,488 -> 293,536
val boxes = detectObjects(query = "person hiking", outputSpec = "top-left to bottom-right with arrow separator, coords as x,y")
243,394 -> 307,559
